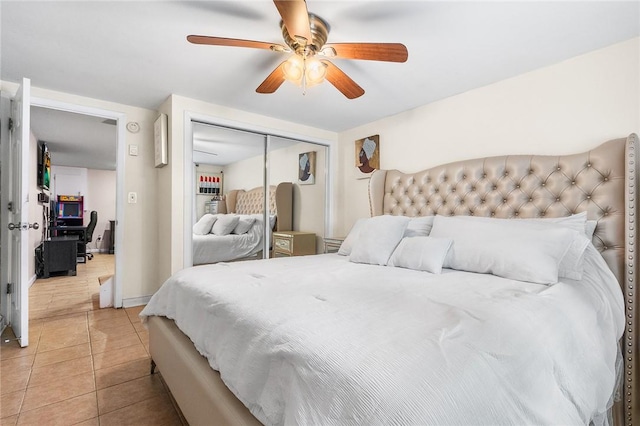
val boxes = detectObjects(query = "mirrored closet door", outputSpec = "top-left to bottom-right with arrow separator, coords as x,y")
190,122 -> 328,265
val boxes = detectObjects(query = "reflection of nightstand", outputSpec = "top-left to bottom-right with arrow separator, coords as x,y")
273,232 -> 316,257
323,237 -> 345,254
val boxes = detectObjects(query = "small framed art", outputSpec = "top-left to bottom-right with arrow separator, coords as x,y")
355,134 -> 379,176
298,151 -> 316,185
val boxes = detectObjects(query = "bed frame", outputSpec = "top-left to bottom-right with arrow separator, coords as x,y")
150,135 -> 638,426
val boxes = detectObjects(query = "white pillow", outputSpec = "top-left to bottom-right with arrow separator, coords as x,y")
338,218 -> 367,256
458,213 -> 590,280
193,214 -> 218,235
519,213 -> 590,280
404,216 -> 435,237
520,211 -> 587,233
350,215 -> 410,266
211,214 -> 240,236
430,215 -> 575,284
388,237 -> 453,274
233,216 -> 256,234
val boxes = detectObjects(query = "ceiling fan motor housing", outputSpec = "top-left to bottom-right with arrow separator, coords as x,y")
281,13 -> 330,56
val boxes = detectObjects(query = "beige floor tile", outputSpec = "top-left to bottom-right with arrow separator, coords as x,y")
89,323 -> 135,340
89,316 -> 133,331
37,330 -> 89,352
98,393 -> 181,426
16,392 -> 97,426
0,342 -> 37,361
28,356 -> 93,388
41,313 -> 87,329
15,254 -> 179,423
0,414 -> 18,425
21,372 -> 95,412
97,374 -> 166,414
94,358 -> 151,390
92,344 -> 148,371
124,306 -> 145,322
32,343 -> 91,367
1,390 -> 24,418
87,308 -> 127,323
0,355 -> 35,372
0,368 -> 31,395
73,417 -> 99,426
132,322 -> 146,333
90,332 -> 141,355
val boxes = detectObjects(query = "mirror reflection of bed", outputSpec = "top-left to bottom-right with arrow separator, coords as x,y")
192,183 -> 292,264
191,122 -> 327,264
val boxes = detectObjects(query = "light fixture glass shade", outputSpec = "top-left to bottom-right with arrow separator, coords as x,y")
305,57 -> 327,87
283,55 -> 304,86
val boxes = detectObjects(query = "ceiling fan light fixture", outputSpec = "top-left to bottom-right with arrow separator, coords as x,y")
304,57 -> 327,87
283,55 -> 304,86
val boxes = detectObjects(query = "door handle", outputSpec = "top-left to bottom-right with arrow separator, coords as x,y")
7,222 -> 39,231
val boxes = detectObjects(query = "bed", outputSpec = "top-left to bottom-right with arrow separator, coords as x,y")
192,182 -> 292,265
142,134 -> 638,426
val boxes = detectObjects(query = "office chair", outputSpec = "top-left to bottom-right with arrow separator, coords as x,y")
85,211 -> 98,261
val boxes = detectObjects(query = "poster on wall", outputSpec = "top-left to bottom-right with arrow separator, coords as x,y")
355,134 -> 380,177
298,151 -> 316,185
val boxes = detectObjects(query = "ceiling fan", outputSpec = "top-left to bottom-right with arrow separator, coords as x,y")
187,0 -> 408,99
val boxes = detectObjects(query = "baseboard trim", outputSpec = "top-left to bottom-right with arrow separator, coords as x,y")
122,295 -> 152,308
28,274 -> 37,288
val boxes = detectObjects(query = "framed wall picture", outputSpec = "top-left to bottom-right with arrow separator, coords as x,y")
355,134 -> 380,176
298,151 -> 316,185
154,113 -> 168,168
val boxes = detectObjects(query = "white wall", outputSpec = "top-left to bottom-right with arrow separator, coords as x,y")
51,166 -> 87,199
86,169 -> 116,251
222,155 -> 263,194
335,37 -> 640,236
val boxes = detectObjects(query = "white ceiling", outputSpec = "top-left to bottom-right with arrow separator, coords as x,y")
192,121 -> 301,166
2,1 -> 638,168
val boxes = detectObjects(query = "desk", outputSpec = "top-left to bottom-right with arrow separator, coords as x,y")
50,226 -> 87,262
36,236 -> 78,278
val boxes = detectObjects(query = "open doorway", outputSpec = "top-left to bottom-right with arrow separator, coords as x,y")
27,102 -> 124,315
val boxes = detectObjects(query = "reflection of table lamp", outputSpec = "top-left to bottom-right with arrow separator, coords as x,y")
299,153 -> 311,181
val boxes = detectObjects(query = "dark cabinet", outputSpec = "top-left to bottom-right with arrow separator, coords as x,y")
36,236 -> 78,278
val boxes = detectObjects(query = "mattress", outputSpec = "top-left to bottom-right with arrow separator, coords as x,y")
141,245 -> 624,425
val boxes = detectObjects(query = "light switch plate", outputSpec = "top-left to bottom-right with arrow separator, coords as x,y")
129,144 -> 138,156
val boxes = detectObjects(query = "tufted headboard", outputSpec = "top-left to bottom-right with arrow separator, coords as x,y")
369,134 -> 638,426
221,182 -> 292,232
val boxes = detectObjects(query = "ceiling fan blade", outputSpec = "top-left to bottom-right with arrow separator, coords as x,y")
322,61 -> 365,99
273,0 -> 313,43
256,62 -> 287,94
187,35 -> 286,51
322,43 -> 408,63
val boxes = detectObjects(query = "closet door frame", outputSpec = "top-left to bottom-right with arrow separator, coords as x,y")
183,111 -> 335,267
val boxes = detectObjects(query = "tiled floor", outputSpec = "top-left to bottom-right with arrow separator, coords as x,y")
0,254 -> 183,425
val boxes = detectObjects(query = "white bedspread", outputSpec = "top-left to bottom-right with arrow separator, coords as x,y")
141,245 -> 624,425
192,220 -> 264,265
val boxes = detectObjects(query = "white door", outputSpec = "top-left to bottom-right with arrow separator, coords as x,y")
7,78 -> 32,347
0,92 -> 11,331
